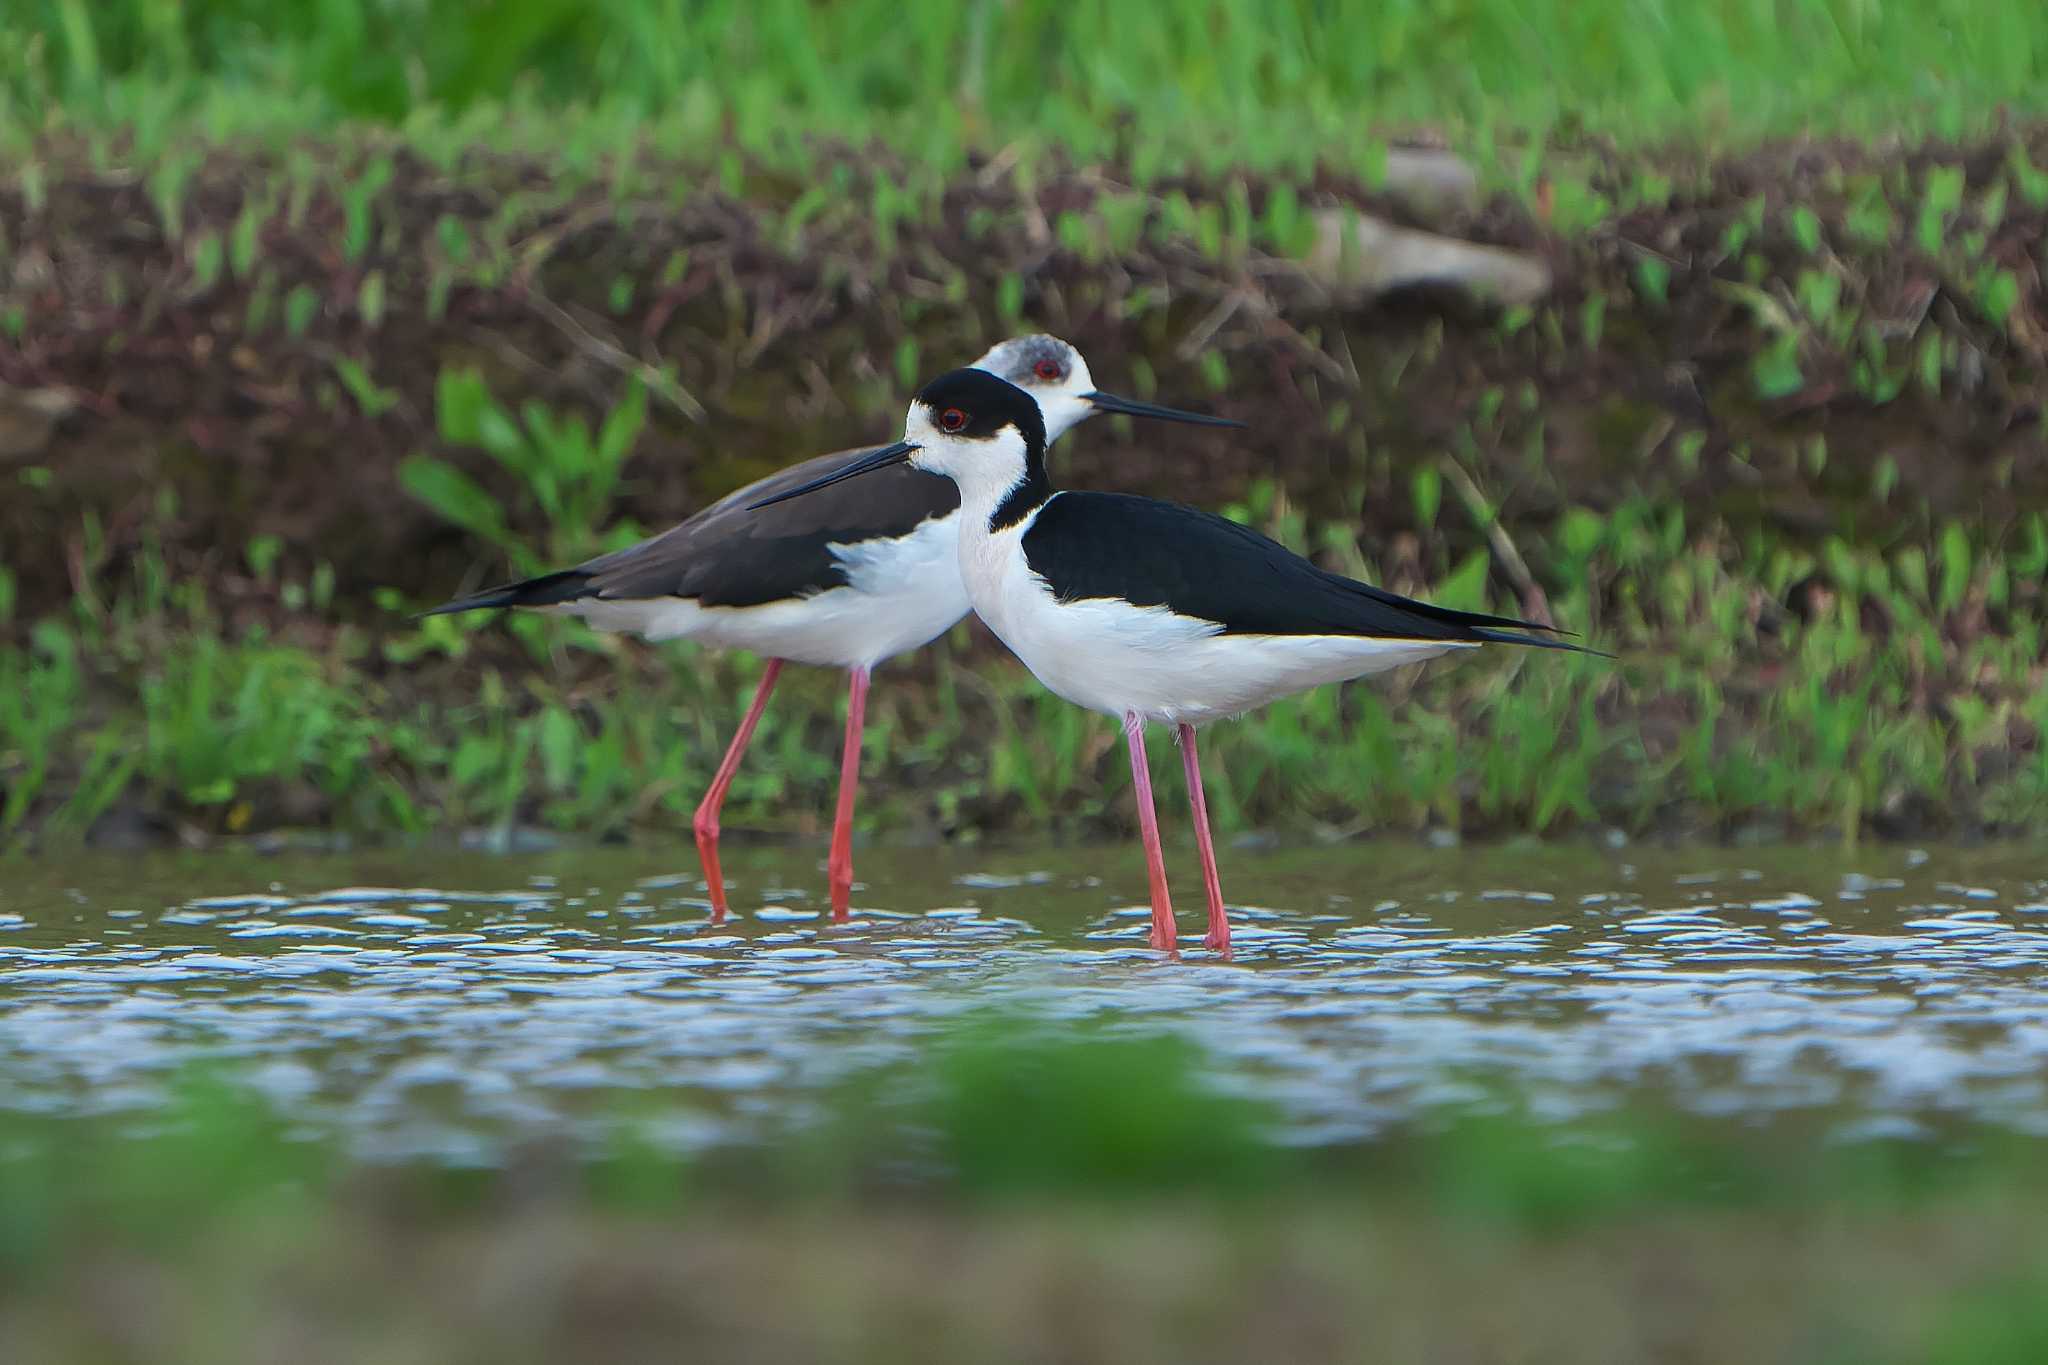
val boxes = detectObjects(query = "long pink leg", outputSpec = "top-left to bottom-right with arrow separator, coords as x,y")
1123,712 -> 1177,953
826,666 -> 871,922
1178,723 -> 1231,954
693,658 -> 784,924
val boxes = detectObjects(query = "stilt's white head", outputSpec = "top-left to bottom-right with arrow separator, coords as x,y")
969,335 -> 1098,442
969,333 -> 1242,445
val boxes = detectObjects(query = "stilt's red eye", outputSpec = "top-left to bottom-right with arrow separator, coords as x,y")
1033,359 -> 1063,381
938,408 -> 968,432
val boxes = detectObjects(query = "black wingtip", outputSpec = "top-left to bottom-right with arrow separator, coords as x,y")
415,585 -> 534,617
409,596 -> 507,624
1472,627 -> 1615,658
408,569 -> 596,623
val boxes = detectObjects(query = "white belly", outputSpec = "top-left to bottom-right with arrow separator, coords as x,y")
547,513 -> 971,670
964,525 -> 1468,725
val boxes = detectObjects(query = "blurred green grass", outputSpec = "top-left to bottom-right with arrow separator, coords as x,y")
12,454 -> 2048,847
9,0 -> 2048,172
5,1016 -> 2048,1362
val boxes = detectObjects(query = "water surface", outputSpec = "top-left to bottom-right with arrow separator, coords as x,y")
4,841 -> 2048,1162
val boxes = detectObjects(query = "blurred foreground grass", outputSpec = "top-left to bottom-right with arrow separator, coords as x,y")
5,1017 -> 2048,1363
11,0 -> 2048,173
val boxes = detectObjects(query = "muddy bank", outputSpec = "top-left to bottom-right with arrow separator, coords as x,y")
5,130 -> 2045,626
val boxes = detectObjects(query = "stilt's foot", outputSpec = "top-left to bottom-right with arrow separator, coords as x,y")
694,822 -> 728,924
828,869 -> 852,923
1203,903 -> 1230,954
1150,909 -> 1178,953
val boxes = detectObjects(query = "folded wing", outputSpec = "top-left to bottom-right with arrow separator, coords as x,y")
1020,492 -> 1597,652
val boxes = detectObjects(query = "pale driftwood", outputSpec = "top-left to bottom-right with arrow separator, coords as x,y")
1380,148 -> 1482,223
0,385 -> 77,459
1299,208 -> 1552,308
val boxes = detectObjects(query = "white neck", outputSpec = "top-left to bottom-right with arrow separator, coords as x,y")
909,443 -> 1037,627
954,465 -> 1027,539
950,471 -> 1036,634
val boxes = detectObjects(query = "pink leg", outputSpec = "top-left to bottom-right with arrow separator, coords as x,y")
1123,712 -> 1177,953
826,666 -> 870,922
693,659 -> 784,924
1178,723 -> 1230,954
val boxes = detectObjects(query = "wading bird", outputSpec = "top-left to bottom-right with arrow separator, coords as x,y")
426,338 -> 1239,922
753,369 -> 1599,954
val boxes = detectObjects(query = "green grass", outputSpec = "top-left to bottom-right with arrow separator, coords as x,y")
8,0 -> 2048,179
400,366 -> 651,579
11,453 -> 2048,847
4,1018 -> 2048,1362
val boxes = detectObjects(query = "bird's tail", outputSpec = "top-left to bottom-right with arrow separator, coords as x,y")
417,569 -> 593,620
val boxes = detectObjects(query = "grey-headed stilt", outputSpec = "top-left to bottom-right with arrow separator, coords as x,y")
426,339 -> 1240,922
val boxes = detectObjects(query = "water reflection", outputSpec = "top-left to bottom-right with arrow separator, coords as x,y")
4,843 -> 2048,1162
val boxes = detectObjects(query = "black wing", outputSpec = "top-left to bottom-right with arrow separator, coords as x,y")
1020,492 -> 1591,649
425,445 -> 959,614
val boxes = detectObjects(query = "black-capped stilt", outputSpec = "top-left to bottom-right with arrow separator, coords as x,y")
753,369 -> 1602,953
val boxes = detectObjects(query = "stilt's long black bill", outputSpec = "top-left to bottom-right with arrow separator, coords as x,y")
1084,391 -> 1244,428
747,440 -> 921,510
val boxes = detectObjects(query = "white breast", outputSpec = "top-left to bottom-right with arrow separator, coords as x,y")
960,511 -> 1469,725
550,512 -> 971,670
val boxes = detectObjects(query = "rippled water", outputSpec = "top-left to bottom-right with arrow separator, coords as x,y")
5,842 -> 2048,1162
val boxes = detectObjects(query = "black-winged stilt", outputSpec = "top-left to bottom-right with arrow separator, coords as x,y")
752,368 -> 1601,954
424,338 -> 1239,922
